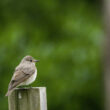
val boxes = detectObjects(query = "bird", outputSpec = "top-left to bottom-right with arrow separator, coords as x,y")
5,55 -> 39,96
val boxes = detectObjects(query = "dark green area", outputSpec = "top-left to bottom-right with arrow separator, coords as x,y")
0,0 -> 103,110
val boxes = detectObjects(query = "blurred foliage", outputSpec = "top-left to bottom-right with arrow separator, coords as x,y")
0,0 -> 103,110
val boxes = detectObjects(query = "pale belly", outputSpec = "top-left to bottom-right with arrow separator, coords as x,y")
20,69 -> 37,86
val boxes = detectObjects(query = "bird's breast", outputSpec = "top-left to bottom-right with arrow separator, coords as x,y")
20,69 -> 37,85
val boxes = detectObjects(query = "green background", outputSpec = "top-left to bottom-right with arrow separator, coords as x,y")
0,0 -> 103,110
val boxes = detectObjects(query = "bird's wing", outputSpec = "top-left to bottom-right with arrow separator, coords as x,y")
8,67 -> 35,91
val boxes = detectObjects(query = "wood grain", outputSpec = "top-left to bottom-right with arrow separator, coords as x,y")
8,87 -> 47,110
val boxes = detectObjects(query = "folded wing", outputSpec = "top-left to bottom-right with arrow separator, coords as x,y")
5,67 -> 35,96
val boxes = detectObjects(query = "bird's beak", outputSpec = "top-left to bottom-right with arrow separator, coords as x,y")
33,60 -> 40,62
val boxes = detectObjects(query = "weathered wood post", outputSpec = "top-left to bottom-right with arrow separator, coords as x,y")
104,0 -> 110,110
8,87 -> 47,110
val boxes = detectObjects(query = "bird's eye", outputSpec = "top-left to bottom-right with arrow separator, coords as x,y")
30,60 -> 32,62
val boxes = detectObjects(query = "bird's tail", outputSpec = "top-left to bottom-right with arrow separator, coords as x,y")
5,90 -> 13,96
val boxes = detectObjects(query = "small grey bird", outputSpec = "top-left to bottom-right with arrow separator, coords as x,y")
5,55 -> 39,96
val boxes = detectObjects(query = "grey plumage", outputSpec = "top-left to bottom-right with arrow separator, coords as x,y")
5,55 -> 39,96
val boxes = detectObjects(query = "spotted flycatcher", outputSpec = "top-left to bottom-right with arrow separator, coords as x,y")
5,55 -> 39,96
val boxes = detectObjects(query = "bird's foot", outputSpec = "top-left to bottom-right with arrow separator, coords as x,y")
18,85 -> 33,89
18,85 -> 27,89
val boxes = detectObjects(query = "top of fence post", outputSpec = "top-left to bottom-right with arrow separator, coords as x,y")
8,87 -> 47,110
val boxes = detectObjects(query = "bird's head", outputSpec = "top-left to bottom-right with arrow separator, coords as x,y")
21,55 -> 39,64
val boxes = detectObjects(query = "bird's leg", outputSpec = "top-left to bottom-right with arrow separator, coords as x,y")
18,85 -> 28,89
18,85 -> 33,89
27,84 -> 33,88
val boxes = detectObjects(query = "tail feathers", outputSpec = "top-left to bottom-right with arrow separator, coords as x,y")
5,90 -> 13,96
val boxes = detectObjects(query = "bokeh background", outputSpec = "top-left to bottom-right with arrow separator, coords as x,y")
0,0 -> 104,110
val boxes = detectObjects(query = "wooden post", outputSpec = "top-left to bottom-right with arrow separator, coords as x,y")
104,0 -> 110,110
8,87 -> 47,110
